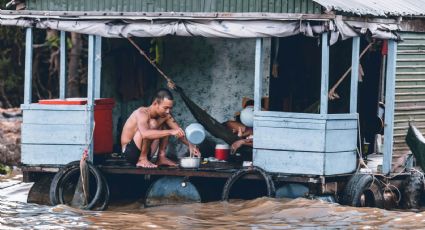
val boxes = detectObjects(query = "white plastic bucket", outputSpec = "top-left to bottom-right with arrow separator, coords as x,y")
185,123 -> 206,145
240,106 -> 254,127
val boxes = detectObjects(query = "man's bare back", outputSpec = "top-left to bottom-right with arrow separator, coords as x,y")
121,107 -> 168,151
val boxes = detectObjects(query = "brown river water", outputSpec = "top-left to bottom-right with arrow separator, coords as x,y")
1,172 -> 425,229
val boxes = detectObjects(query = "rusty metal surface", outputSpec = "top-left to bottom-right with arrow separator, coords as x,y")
314,0 -> 425,17
401,19 -> 425,33
100,165 -> 242,178
21,163 -> 409,188
27,175 -> 53,205
21,166 -> 60,173
21,163 -> 354,183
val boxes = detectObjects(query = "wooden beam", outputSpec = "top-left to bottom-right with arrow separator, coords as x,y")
24,27 -> 33,105
350,37 -> 360,113
94,35 -> 102,98
87,35 -> 95,106
342,16 -> 398,24
254,38 -> 263,112
383,40 -> 397,175
320,33 -> 329,115
87,35 -> 96,162
59,31 -> 66,99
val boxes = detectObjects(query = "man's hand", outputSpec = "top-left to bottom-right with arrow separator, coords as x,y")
170,128 -> 185,138
231,139 -> 252,154
189,144 -> 201,157
167,81 -> 176,90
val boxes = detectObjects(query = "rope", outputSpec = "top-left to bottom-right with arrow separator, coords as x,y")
81,104 -> 96,205
127,37 -> 176,90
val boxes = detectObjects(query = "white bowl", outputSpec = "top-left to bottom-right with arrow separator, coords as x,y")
180,157 -> 201,168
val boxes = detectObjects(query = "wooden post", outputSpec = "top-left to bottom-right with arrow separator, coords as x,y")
87,35 -> 96,162
254,38 -> 263,112
87,35 -> 95,110
59,31 -> 67,99
24,28 -> 33,105
94,35 -> 102,98
383,40 -> 397,175
350,37 -> 360,113
320,33 -> 329,114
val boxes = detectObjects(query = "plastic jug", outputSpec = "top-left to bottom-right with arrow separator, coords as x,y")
185,123 -> 205,145
240,106 -> 254,127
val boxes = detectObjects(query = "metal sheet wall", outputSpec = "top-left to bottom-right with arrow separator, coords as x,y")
26,0 -> 322,14
394,32 -> 425,154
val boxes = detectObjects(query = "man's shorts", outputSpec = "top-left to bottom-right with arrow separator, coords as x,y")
122,139 -> 141,165
122,139 -> 155,165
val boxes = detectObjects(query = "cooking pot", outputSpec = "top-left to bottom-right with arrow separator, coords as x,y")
180,157 -> 201,168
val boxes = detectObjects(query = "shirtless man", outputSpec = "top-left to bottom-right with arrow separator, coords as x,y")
121,88 -> 200,168
224,120 -> 253,154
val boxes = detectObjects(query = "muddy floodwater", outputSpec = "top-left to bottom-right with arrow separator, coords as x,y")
1,173 -> 425,229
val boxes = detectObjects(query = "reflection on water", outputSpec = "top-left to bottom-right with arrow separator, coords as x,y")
0,201 -> 92,229
0,171 -> 32,203
1,197 -> 425,229
1,173 -> 425,229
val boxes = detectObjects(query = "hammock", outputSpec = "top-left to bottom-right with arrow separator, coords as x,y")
128,38 -> 241,145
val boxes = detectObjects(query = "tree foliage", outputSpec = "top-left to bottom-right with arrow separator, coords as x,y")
0,15 -> 88,106
0,9 -> 24,107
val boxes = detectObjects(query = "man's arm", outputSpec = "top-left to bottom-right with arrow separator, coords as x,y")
165,115 -> 187,143
165,115 -> 201,156
231,139 -> 253,154
138,111 -> 183,140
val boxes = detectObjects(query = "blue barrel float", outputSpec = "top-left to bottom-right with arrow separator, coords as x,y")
145,176 -> 201,207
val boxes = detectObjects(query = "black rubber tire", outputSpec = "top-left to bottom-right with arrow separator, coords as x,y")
57,161 -> 104,210
50,161 -> 81,205
342,174 -> 384,208
50,161 -> 107,210
403,172 -> 423,209
221,167 -> 275,201
91,170 -> 110,211
62,166 -> 110,211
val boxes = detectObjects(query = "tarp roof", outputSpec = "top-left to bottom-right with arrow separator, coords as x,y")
0,17 -> 400,41
314,0 -> 425,17
0,6 -> 402,41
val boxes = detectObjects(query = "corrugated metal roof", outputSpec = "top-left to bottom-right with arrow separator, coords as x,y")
313,0 -> 425,16
394,32 -> 425,155
25,0 -> 323,15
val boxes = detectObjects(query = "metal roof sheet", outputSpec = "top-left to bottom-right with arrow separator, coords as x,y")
314,0 -> 425,16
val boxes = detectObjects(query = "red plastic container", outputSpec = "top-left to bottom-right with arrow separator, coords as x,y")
39,98 -> 115,154
215,144 -> 230,161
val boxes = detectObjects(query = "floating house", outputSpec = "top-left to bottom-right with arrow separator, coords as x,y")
1,0 -> 425,209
